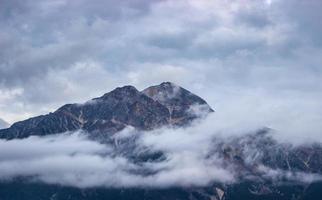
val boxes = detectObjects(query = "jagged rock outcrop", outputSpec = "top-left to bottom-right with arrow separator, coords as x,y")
0,82 -> 213,139
143,82 -> 213,126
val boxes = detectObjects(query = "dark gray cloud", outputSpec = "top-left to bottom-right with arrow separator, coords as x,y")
0,0 -> 321,142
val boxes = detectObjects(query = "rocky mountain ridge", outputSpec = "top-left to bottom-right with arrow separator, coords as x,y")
0,82 -> 213,139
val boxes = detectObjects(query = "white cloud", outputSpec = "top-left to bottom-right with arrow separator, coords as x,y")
0,110 -> 321,188
0,0 -> 321,150
0,129 -> 234,188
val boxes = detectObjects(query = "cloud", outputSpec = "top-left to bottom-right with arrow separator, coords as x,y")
0,129 -> 234,188
0,0 -> 321,147
0,112 -> 321,188
1,0 -> 322,191
257,165 -> 322,184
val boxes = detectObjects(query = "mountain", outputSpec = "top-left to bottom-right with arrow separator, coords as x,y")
143,82 -> 214,125
0,82 -> 322,200
0,82 -> 213,139
0,118 -> 9,129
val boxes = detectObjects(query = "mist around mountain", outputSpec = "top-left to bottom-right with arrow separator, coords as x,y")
0,118 -> 9,129
0,82 -> 213,139
0,82 -> 322,200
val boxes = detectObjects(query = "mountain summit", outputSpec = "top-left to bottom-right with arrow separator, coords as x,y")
143,82 -> 214,125
0,82 -> 213,139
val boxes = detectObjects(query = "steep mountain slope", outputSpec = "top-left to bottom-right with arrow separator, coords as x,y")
0,82 -> 213,139
143,82 -> 214,125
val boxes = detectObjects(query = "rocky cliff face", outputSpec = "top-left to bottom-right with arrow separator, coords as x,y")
0,82 -> 213,139
143,82 -> 213,126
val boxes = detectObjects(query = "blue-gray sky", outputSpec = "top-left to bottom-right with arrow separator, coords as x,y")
0,0 -> 322,141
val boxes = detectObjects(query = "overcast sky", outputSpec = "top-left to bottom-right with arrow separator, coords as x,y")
0,0 -> 322,141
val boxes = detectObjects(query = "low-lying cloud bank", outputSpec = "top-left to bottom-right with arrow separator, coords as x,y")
0,129 -> 234,188
0,136 -> 229,188
0,133 -> 129,187
0,113 -> 321,188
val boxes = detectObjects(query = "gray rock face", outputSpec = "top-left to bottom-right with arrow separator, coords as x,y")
211,129 -> 322,175
143,82 -> 214,126
0,82 -> 213,139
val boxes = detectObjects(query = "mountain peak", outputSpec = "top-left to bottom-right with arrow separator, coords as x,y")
160,81 -> 177,87
143,82 -> 214,125
0,82 -> 213,139
142,82 -> 181,101
112,85 -> 138,93
95,85 -> 139,101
